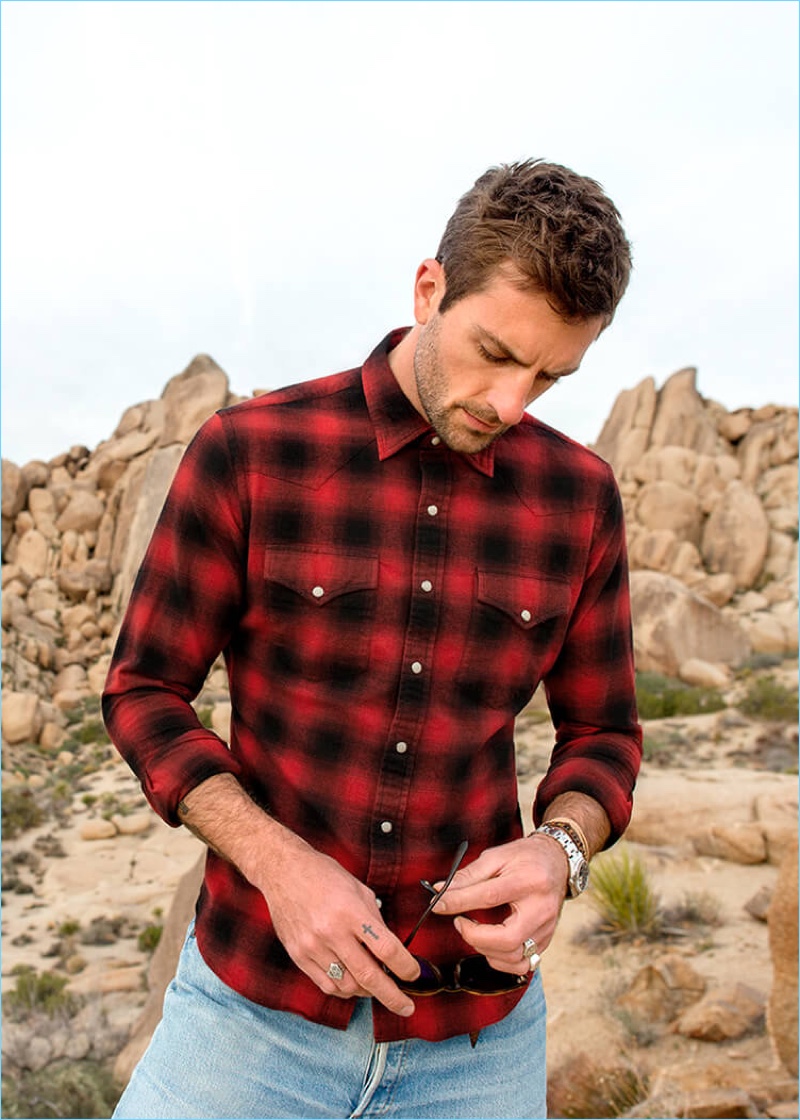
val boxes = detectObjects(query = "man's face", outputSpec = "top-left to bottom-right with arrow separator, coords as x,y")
411,266 -> 604,454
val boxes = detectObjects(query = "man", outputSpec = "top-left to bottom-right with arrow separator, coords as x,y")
104,159 -> 642,1119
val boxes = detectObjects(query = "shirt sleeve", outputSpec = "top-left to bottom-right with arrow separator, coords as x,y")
102,412 -> 246,826
533,474 -> 643,843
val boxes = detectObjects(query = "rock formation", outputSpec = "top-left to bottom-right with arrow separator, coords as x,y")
593,367 -> 797,679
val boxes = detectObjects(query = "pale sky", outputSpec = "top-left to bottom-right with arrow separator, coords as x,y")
2,0 -> 798,467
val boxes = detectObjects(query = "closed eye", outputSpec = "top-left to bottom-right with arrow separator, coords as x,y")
477,343 -> 511,365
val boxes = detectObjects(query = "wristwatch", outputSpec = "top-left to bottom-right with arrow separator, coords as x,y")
535,823 -> 590,898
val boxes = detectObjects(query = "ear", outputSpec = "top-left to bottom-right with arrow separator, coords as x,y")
413,259 -> 446,325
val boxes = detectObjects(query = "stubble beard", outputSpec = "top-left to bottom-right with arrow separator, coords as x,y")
413,320 -> 505,455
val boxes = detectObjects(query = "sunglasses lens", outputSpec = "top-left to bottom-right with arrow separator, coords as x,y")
455,955 -> 528,995
397,956 -> 443,995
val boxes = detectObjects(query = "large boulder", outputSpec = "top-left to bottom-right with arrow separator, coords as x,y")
648,368 -> 722,456
700,481 -> 770,590
158,355 -> 230,447
767,838 -> 798,1076
630,571 -> 751,675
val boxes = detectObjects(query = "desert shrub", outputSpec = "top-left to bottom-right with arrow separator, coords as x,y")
738,675 -> 798,722
663,890 -> 723,929
635,671 -> 726,720
137,923 -> 163,953
1,1059 -> 119,1118
589,846 -> 662,938
2,788 -> 44,839
74,719 -> 110,746
4,966 -> 80,1021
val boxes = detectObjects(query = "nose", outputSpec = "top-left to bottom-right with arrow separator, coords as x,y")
485,373 -> 530,426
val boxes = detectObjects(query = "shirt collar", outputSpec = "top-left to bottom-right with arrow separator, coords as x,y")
362,329 -> 496,478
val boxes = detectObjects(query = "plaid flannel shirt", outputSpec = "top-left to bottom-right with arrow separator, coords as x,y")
103,328 -> 642,1043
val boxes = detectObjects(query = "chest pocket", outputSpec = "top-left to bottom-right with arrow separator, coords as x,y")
263,550 -> 379,685
455,570 -> 572,711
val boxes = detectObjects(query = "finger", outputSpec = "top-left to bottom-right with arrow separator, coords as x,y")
454,914 -> 525,955
307,960 -> 370,1000
357,920 -> 421,983
337,945 -> 416,1017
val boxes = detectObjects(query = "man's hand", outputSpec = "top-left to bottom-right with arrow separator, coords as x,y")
252,829 -> 420,1015
429,835 -> 569,975
430,793 -> 611,975
178,774 -> 419,1016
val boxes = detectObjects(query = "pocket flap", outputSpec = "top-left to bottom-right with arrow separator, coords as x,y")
476,570 -> 571,629
264,550 -> 379,604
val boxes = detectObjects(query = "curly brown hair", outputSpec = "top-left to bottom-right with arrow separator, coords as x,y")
435,159 -> 631,326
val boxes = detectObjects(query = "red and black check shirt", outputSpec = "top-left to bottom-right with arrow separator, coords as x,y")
103,328 -> 641,1043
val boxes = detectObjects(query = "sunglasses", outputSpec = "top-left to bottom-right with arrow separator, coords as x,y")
388,840 -> 530,997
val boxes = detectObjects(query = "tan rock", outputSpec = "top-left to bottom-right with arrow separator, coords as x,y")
112,812 -> 154,836
55,489 -> 105,534
691,822 -> 767,864
54,687 -> 92,712
211,701 -> 232,741
744,612 -> 789,656
2,459 -> 29,519
674,982 -> 765,1041
159,354 -> 229,447
701,481 -> 770,590
616,954 -> 706,1022
14,528 -> 49,580
39,721 -> 66,751
57,559 -> 112,601
635,480 -> 704,544
678,658 -> 730,688
79,818 -> 118,840
630,571 -> 751,675
650,367 -> 721,454
1,691 -> 43,744
718,409 -> 753,443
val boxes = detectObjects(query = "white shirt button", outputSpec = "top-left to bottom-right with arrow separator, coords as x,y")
427,505 -> 438,517
520,609 -> 532,622
420,580 -> 433,593
376,898 -> 383,909
396,741 -> 408,753
431,436 -> 441,446
411,661 -> 423,674
380,821 -> 393,834
312,586 -> 325,598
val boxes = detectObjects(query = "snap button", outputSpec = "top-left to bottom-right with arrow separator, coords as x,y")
431,436 -> 441,446
312,586 -> 325,599
380,821 -> 393,834
411,661 -> 423,674
427,505 -> 438,517
420,580 -> 433,593
396,741 -> 408,754
520,609 -> 532,622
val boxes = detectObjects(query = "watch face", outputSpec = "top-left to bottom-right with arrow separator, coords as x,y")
573,863 -> 590,895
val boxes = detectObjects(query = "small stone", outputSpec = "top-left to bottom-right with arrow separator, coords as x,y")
80,819 -> 118,841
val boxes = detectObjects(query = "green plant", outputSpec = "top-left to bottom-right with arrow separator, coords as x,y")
2,788 -> 44,839
137,923 -> 163,953
57,919 -> 81,938
74,718 -> 110,746
738,675 -> 798,722
589,846 -> 662,938
635,671 -> 726,720
195,706 -> 215,729
1,1059 -> 120,1118
4,966 -> 80,1021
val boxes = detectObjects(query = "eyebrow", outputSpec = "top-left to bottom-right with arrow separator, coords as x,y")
476,327 -> 579,379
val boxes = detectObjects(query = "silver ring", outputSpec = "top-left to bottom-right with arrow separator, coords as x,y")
522,938 -> 539,960
326,961 -> 345,981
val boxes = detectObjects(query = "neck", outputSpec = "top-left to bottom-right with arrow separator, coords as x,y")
388,325 -> 426,419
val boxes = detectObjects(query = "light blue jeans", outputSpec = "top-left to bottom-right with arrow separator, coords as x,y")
113,923 -> 547,1119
